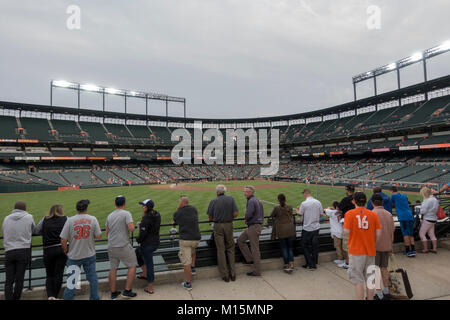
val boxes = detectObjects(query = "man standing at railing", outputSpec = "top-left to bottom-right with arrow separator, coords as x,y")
238,186 -> 264,277
2,201 -> 36,300
297,189 -> 324,270
390,186 -> 416,257
207,184 -> 239,282
173,196 -> 201,291
105,196 -> 137,299
60,199 -> 102,300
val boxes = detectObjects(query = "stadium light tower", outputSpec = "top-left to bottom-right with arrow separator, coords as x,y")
50,80 -> 187,119
352,41 -> 450,102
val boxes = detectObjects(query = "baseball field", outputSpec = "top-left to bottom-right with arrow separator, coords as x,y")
0,180 -> 422,247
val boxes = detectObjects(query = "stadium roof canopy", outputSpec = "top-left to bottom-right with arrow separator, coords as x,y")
0,75 -> 449,124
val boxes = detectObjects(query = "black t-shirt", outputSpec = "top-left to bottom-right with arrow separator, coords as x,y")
42,216 -> 68,247
339,195 -> 355,217
173,205 -> 201,241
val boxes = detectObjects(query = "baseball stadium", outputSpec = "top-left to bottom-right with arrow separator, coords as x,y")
0,48 -> 449,299
0,2 -> 450,303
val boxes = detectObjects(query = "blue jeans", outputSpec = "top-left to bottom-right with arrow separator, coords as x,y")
279,237 -> 295,265
141,245 -> 159,283
63,255 -> 99,300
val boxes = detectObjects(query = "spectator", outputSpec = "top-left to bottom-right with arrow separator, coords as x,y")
2,201 -> 36,300
390,186 -> 416,257
173,196 -> 201,290
207,185 -> 239,282
343,192 -> 381,300
325,201 -> 346,268
270,194 -> 296,273
105,196 -> 137,299
238,186 -> 264,276
35,205 -> 68,300
371,194 -> 395,300
367,187 -> 393,213
136,199 -> 161,294
60,200 -> 102,300
297,189 -> 323,270
419,187 -> 439,254
338,185 -> 355,268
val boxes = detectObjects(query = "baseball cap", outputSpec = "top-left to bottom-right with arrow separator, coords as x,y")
76,199 -> 90,212
345,185 -> 355,192
139,199 -> 154,209
353,192 -> 367,204
115,195 -> 126,207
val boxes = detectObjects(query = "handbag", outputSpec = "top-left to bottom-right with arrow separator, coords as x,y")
436,206 -> 446,220
388,255 -> 413,299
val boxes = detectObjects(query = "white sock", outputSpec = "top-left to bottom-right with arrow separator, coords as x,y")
376,290 -> 383,298
382,287 -> 389,294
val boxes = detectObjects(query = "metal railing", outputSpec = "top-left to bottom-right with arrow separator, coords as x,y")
0,214 -> 316,291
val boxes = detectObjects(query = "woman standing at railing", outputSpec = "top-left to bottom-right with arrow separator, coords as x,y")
136,199 -> 161,294
418,187 -> 439,254
270,194 -> 296,273
34,205 -> 67,300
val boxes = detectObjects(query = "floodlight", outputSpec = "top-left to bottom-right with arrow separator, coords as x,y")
439,40 -> 450,52
410,52 -> 423,62
80,84 -> 100,91
387,63 -> 396,70
105,88 -> 120,95
52,80 -> 72,88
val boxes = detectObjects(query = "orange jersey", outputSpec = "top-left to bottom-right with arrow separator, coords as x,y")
343,207 -> 381,256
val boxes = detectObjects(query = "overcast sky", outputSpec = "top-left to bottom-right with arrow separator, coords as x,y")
0,0 -> 449,119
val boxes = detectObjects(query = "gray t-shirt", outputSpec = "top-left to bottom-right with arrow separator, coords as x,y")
60,214 -> 102,260
207,195 -> 238,223
106,209 -> 133,248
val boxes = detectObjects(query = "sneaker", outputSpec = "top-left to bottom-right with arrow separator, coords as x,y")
111,291 -> 121,300
121,290 -> 137,298
191,267 -> 197,274
409,251 -> 416,257
307,266 -> 317,271
373,294 -> 383,300
383,293 -> 392,300
406,251 -> 415,257
333,259 -> 344,265
182,282 -> 192,291
338,262 -> 349,269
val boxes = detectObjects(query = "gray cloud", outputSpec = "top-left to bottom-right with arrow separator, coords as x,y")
0,0 -> 449,119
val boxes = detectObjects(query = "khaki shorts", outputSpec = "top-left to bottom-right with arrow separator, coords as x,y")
375,251 -> 390,268
342,232 -> 349,252
108,243 -> 138,269
178,240 -> 200,266
347,254 -> 375,284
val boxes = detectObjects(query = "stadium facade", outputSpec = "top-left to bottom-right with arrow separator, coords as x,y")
0,75 -> 448,192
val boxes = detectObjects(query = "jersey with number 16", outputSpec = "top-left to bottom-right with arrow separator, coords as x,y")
343,208 -> 381,257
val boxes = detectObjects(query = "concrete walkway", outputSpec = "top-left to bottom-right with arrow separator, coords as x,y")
22,241 -> 450,300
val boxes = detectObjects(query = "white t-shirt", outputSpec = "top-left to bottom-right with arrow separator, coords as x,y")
325,209 -> 343,239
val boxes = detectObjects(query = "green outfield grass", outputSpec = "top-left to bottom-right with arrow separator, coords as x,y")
0,181 -> 422,247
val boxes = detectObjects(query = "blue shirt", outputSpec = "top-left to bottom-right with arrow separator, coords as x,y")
391,193 -> 414,221
367,192 -> 393,214
245,195 -> 264,226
